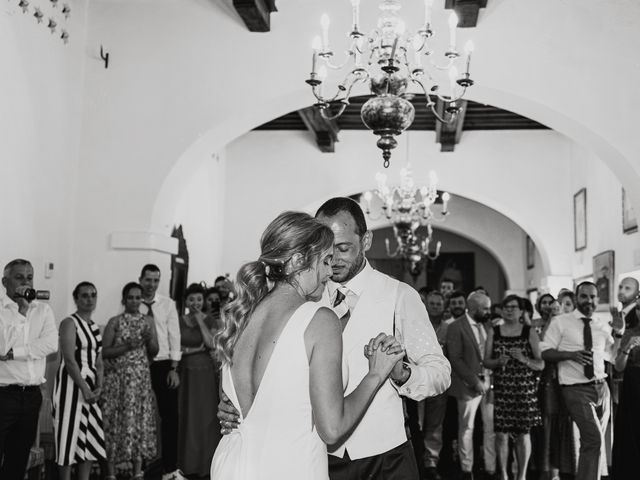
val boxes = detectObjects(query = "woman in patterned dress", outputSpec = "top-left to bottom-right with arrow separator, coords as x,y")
101,282 -> 159,479
484,295 -> 544,480
53,281 -> 107,480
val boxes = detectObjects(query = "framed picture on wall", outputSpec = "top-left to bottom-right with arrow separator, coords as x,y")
593,250 -> 615,310
622,188 -> 638,234
526,235 -> 535,269
573,188 -> 587,251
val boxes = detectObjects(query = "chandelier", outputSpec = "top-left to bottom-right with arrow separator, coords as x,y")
361,166 -> 450,277
305,0 -> 475,168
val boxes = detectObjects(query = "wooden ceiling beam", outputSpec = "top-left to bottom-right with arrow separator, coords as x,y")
435,99 -> 468,152
233,0 -> 277,33
297,106 -> 340,153
444,0 -> 488,28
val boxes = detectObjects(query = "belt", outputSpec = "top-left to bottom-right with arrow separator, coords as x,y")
561,378 -> 606,387
0,384 -> 40,392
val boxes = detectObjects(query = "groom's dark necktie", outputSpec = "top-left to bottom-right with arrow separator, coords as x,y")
333,288 -> 351,329
582,317 -> 594,379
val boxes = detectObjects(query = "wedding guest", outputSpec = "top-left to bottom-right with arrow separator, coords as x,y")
138,264 -> 182,480
101,282 -> 159,480
485,295 -> 543,480
177,283 -> 220,477
447,292 -> 496,480
612,294 -> 640,479
0,259 -> 57,480
532,293 -> 554,336
53,282 -> 106,480
557,291 -> 576,314
421,290 -> 449,480
541,282 -> 623,480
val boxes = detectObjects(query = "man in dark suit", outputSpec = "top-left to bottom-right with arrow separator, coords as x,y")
446,292 -> 495,480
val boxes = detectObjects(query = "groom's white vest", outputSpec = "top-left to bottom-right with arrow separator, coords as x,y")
322,268 -> 407,460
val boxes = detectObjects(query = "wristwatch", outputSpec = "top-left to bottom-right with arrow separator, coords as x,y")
392,363 -> 411,386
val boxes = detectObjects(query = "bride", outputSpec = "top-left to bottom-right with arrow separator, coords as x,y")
211,211 -> 404,479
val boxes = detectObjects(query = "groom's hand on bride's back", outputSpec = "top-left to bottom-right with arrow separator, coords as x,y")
218,391 -> 241,435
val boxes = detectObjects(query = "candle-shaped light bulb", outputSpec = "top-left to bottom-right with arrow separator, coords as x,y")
354,37 -> 364,66
351,0 -> 360,31
423,0 -> 433,27
448,11 -> 458,48
363,190 -> 372,212
311,36 -> 322,74
318,65 -> 327,97
441,191 -> 450,214
464,39 -> 475,73
389,36 -> 399,62
464,39 -> 475,55
449,65 -> 459,99
320,13 -> 330,50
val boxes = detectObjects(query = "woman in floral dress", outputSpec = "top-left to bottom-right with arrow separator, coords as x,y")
100,282 -> 159,479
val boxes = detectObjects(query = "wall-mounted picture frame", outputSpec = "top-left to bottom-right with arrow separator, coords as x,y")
573,188 -> 587,251
622,188 -> 638,234
526,235 -> 535,269
593,250 -> 615,310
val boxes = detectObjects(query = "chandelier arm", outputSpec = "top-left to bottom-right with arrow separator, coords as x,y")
428,103 -> 456,124
323,53 -> 355,71
319,102 -> 348,121
430,56 -> 456,71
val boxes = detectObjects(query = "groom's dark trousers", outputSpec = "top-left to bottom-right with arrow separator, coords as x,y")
328,440 -> 419,480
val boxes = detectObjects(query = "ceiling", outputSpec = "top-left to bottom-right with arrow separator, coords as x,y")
254,95 -> 549,152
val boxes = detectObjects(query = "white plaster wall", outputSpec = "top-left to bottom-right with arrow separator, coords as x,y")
0,0 -> 89,319
222,129 -> 571,286
568,144 -> 640,281
173,150 -> 227,285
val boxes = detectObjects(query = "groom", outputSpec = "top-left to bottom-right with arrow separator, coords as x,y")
219,197 -> 451,479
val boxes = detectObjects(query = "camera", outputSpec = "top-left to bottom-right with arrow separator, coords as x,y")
15,289 -> 50,302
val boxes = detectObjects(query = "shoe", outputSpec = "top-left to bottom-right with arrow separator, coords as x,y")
161,470 -> 187,480
424,466 -> 442,480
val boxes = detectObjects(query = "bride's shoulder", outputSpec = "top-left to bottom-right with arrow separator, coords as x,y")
306,306 -> 340,337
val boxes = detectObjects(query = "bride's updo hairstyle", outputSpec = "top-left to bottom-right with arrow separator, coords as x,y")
213,211 -> 334,364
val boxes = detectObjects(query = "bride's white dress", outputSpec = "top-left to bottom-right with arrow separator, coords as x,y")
211,302 -> 329,480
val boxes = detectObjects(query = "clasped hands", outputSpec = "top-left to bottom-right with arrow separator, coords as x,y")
495,347 -> 530,368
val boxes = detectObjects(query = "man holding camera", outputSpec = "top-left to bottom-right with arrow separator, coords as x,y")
0,259 -> 57,479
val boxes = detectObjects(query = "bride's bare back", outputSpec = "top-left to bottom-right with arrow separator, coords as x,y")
230,292 -> 306,418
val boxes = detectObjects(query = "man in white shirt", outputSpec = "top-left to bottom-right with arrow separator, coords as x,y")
315,197 -> 450,480
540,281 -> 623,480
0,259 -> 57,480
138,264 -> 183,480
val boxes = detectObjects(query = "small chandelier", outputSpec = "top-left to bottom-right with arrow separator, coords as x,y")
361,166 -> 450,277
305,0 -> 475,168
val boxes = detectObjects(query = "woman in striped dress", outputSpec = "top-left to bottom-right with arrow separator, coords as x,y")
53,281 -> 107,480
